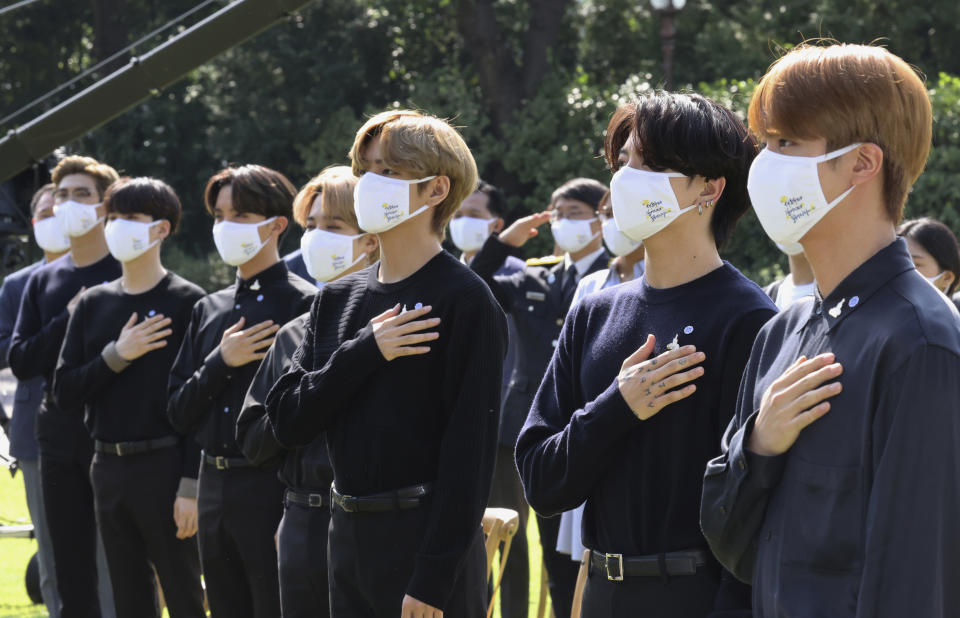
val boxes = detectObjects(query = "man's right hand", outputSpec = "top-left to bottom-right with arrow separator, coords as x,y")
497,211 -> 552,248
220,317 -> 280,367
371,304 -> 439,361
747,353 -> 843,456
115,312 -> 173,361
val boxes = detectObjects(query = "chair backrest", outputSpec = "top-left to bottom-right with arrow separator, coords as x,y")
570,549 -> 590,618
482,507 -> 520,618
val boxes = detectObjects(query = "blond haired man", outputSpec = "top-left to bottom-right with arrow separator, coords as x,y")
266,111 -> 507,617
701,43 -> 960,617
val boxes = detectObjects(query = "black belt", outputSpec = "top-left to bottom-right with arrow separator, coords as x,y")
284,488 -> 329,508
590,549 -> 709,581
330,482 -> 432,513
95,436 -> 178,456
202,453 -> 254,470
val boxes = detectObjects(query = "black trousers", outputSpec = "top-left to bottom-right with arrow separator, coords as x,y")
487,444 -> 529,618
328,504 -> 487,617
536,513 -> 579,618
91,448 -> 204,618
581,562 -> 721,618
277,500 -> 330,618
197,463 -> 284,618
40,440 -> 103,618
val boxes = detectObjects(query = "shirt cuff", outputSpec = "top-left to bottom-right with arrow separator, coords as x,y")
177,477 -> 198,499
406,553 -> 459,611
101,341 -> 132,373
580,378 -> 641,434
202,347 -> 234,383
729,411 -> 787,489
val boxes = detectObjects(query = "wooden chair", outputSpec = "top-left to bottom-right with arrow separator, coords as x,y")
482,507 -> 520,618
570,549 -> 590,618
536,557 -> 553,618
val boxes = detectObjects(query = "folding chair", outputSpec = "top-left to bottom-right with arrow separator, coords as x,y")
482,507 -> 520,618
570,549 -> 590,618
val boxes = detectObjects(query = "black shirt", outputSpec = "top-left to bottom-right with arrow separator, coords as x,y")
516,263 -> 775,557
265,251 -> 507,610
236,312 -> 333,491
701,239 -> 960,617
53,273 -> 205,482
8,253 -> 121,453
167,261 -> 314,458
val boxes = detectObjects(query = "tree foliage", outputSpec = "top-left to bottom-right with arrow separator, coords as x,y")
3,0 -> 960,287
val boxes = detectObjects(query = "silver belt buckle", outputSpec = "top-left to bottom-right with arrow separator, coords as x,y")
605,553 -> 624,582
308,493 -> 323,507
113,443 -> 124,456
215,456 -> 227,470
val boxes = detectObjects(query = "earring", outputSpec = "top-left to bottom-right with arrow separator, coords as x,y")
698,203 -> 704,215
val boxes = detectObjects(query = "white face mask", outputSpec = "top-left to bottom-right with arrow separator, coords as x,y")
776,241 -> 805,257
449,216 -> 493,253
105,218 -> 162,263
212,217 -> 276,267
924,271 -> 945,288
609,167 -> 697,241
353,173 -> 436,234
601,217 -> 643,257
300,228 -> 366,282
54,200 -> 104,237
748,143 -> 862,245
551,218 -> 598,254
33,216 -> 70,253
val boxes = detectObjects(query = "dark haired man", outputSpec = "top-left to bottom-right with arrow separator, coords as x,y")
516,94 -> 774,617
54,177 -> 206,618
167,165 -> 315,618
0,184 -> 67,617
10,155 -> 120,618
470,177 -> 610,618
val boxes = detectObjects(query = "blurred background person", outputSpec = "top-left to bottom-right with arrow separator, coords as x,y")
898,217 -> 960,309
763,241 -> 815,310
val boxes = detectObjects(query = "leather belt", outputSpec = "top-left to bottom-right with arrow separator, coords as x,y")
284,488 -> 329,508
590,549 -> 709,581
95,436 -> 178,456
202,452 -> 254,470
330,482 -> 432,514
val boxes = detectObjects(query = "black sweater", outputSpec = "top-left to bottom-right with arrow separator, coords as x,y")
265,251 -> 507,610
167,261 -> 315,459
8,253 -> 121,452
516,263 -> 776,557
53,273 -> 205,488
236,312 -> 333,491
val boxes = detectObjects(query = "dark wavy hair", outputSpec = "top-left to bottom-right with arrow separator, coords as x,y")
604,92 -> 758,249
898,217 -> 960,295
204,164 -> 296,219
550,177 -> 607,211
104,177 -> 182,232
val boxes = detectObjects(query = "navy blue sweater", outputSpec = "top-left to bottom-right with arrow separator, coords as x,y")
516,262 -> 776,556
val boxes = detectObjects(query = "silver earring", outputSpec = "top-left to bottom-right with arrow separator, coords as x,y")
698,203 -> 704,215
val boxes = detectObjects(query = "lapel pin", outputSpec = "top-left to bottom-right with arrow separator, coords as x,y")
828,298 -> 845,319
683,325 -> 694,335
848,296 -> 859,308
666,333 -> 680,351
250,279 -> 261,291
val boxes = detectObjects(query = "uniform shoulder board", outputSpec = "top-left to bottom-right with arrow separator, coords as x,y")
526,255 -> 563,267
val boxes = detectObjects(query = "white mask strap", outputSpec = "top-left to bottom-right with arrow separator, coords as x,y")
815,142 -> 863,163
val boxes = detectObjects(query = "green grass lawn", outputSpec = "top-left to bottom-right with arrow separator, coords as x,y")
0,470 -> 554,618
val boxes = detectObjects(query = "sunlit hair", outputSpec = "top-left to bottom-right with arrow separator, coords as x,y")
748,42 -> 932,223
349,110 -> 479,238
898,217 -> 960,296
51,155 -> 119,200
604,93 -> 758,249
293,166 -> 379,264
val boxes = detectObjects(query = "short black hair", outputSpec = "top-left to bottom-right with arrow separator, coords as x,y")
607,92 -> 759,249
204,164 -> 296,219
475,180 -> 508,219
898,217 -> 960,295
550,178 -> 607,211
29,183 -> 55,216
104,177 -> 182,232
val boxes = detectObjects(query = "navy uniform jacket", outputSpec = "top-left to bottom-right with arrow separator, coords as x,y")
0,259 -> 46,460
471,235 -> 609,446
701,239 -> 960,617
282,249 -> 315,286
